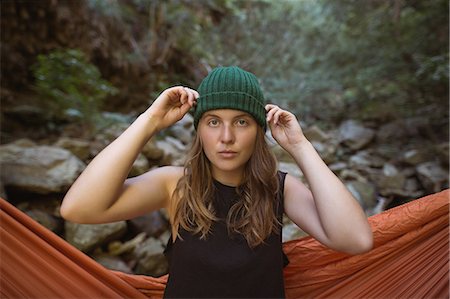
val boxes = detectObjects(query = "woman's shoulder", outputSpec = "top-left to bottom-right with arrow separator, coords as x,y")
157,165 -> 184,176
135,165 -> 184,193
151,165 -> 184,184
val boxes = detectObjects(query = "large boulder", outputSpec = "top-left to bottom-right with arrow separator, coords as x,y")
142,139 -> 164,162
436,143 -> 449,165
128,211 -> 169,237
90,123 -> 129,157
92,253 -> 133,273
132,237 -> 168,277
416,162 -> 448,193
0,181 -> 6,199
338,120 -> 375,151
65,221 -> 127,253
304,125 -> 330,143
25,209 -> 64,234
402,149 -> 432,166
278,162 -> 304,180
0,143 -> 85,194
54,137 -> 91,161
129,153 -> 150,177
282,221 -> 308,242
377,164 -> 407,192
156,136 -> 187,166
346,181 -> 377,212
311,141 -> 337,165
166,113 -> 195,145
349,150 -> 385,169
108,232 -> 147,256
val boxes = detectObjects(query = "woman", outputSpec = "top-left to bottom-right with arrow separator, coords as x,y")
61,66 -> 373,298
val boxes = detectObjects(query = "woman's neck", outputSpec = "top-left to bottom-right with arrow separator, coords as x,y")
211,167 -> 244,187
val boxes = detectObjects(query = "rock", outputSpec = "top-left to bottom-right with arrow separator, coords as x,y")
0,181 -> 6,199
346,181 -> 377,211
328,162 -> 348,172
304,125 -> 330,143
270,144 -> 295,163
0,144 -> 85,194
101,112 -> 134,124
93,254 -> 133,273
436,143 -> 449,165
25,209 -> 63,233
349,151 -> 385,168
54,137 -> 91,161
340,169 -> 369,183
369,196 -> 388,216
128,211 -> 169,237
278,162 -> 304,180
167,113 -> 194,145
373,144 -> 399,161
338,120 -> 375,150
159,208 -> 169,221
403,117 -> 429,134
402,149 -> 431,165
90,123 -> 129,157
401,167 -> 417,178
142,139 -> 164,161
108,232 -> 147,256
158,230 -> 172,247
129,154 -> 149,177
65,221 -> 127,253
155,137 -> 187,166
282,221 -> 308,242
377,164 -> 406,191
311,141 -> 337,164
11,138 -> 37,147
404,178 -> 423,194
3,105 -> 47,125
101,123 -> 130,141
416,162 -> 448,193
376,121 -> 405,143
133,237 -> 168,277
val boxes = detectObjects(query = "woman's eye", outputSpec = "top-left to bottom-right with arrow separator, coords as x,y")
236,119 -> 248,126
208,119 -> 219,126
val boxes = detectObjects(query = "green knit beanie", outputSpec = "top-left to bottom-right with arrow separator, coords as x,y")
194,66 -> 266,129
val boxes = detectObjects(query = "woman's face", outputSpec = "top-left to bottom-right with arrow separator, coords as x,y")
198,109 -> 258,185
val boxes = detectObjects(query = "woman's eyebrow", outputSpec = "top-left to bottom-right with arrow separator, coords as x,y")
203,113 -> 221,119
203,112 -> 251,119
233,114 -> 252,119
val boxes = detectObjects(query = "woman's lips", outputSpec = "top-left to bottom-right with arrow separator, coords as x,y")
218,151 -> 238,158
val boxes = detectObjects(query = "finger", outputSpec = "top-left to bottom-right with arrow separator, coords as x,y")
179,88 -> 189,105
266,106 -> 280,122
265,104 -> 281,121
273,109 -> 286,125
184,87 -> 197,107
265,104 -> 278,113
194,90 -> 200,99
183,87 -> 193,105
185,87 -> 200,99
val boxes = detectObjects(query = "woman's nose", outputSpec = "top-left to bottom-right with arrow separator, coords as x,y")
220,125 -> 235,144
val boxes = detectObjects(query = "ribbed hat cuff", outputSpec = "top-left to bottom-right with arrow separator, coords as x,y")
194,93 -> 267,129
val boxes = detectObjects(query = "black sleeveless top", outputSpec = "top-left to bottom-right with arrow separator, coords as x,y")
163,172 -> 288,299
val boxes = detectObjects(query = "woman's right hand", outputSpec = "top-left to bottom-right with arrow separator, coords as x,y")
146,86 -> 199,132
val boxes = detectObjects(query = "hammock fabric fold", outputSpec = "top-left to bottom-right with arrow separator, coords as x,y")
0,190 -> 448,299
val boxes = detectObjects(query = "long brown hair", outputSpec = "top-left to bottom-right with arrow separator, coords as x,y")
169,126 -> 280,248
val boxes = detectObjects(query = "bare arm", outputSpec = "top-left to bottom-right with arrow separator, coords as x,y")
266,104 -> 373,254
60,86 -> 198,224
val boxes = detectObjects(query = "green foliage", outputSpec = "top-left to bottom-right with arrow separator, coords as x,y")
191,0 -> 448,123
35,0 -> 448,128
32,49 -> 118,130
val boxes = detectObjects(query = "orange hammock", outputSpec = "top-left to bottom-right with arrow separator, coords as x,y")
1,190 -> 448,299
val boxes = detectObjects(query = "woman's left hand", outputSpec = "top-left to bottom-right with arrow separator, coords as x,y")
265,104 -> 306,152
